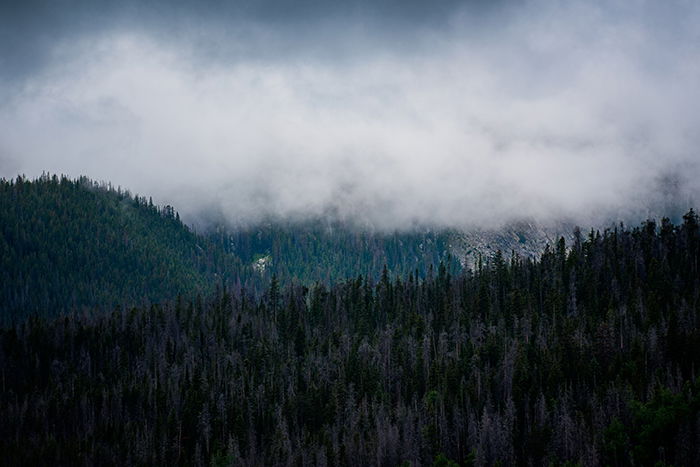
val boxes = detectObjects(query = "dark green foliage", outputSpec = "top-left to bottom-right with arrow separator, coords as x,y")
1,211 -> 700,465
0,174 -> 243,322
603,382 -> 700,467
433,453 -> 460,467
628,381 -> 700,465
208,217 -> 460,285
0,175 -> 458,323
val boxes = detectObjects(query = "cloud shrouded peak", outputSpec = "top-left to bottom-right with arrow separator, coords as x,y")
1,0 -> 699,229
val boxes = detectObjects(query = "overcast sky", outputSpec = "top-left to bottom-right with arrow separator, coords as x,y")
1,0 -> 699,229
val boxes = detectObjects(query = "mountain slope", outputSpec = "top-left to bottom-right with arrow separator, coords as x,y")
208,220 -> 461,284
5,175 -> 629,322
447,220 -> 575,269
0,175 -> 243,321
0,175 -> 463,320
3,210 -> 699,465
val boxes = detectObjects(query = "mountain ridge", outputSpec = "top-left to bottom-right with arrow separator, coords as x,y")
3,174 -> 690,321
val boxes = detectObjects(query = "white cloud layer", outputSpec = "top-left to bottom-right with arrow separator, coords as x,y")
1,1 -> 699,229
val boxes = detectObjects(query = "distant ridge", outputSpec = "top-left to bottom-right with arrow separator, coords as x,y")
0,174 -> 243,321
0,175 -> 458,320
5,174 -> 687,322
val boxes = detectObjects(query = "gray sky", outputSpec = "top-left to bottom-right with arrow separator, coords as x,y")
1,0 -> 699,229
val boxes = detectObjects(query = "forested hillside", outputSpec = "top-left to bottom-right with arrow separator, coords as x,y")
208,221 -> 459,285
0,176 -> 458,322
3,211 -> 699,465
0,175 -> 245,322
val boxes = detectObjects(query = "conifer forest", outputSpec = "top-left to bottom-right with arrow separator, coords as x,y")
2,177 -> 700,466
3,3 -> 700,464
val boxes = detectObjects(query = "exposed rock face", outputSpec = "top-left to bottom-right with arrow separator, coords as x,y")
448,221 -> 575,270
252,255 -> 272,274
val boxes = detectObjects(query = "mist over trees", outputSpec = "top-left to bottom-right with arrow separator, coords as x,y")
3,1 -> 699,230
2,1 -> 699,465
2,206 -> 699,465
0,175 -> 457,323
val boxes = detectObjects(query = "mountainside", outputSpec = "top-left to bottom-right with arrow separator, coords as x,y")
3,174 -> 700,465
0,176 -> 462,320
208,221 -> 461,284
3,211 -> 699,466
447,220 -> 575,270
219,220 -> 577,282
4,175 -> 664,323
5,176 -> 664,326
0,175 -> 243,322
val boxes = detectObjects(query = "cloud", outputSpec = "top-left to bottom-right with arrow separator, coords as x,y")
1,0 -> 699,229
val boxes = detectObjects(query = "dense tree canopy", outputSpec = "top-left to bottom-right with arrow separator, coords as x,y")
0,175 -> 457,323
2,209 -> 699,465
0,174 -> 243,322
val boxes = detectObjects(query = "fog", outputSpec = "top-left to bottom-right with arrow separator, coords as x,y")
1,0 -> 699,229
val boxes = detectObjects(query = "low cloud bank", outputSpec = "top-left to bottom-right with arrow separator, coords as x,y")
1,1 -> 698,229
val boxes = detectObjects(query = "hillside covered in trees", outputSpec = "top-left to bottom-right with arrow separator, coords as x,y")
2,209 -> 699,465
0,175 -> 244,322
209,220 -> 459,286
0,175 -> 459,323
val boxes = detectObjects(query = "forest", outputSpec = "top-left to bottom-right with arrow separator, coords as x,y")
2,177 -> 699,465
0,175 -> 456,323
3,0 -> 698,464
